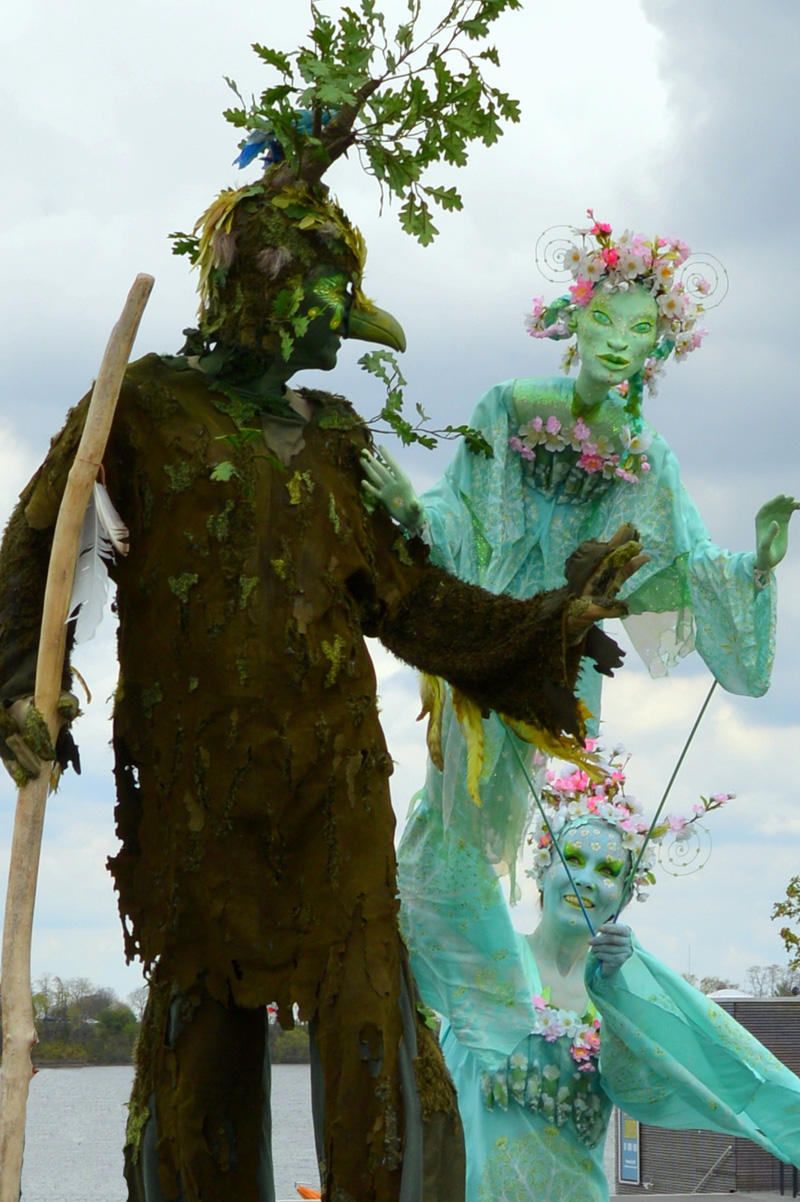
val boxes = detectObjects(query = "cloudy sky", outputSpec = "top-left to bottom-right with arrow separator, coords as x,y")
1,0 -> 799,1008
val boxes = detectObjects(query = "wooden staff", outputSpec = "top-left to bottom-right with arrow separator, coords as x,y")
0,274 -> 154,1201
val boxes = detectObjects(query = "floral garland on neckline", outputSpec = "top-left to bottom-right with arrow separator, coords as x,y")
531,987 -> 601,1073
508,401 -> 653,486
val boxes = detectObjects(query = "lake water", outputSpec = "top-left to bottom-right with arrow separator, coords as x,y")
14,1063 -> 617,1199
17,1063 -> 318,1202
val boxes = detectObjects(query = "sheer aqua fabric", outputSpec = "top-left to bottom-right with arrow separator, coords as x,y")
398,796 -> 800,1202
588,941 -> 800,1163
398,797 -> 612,1201
420,378 -> 775,697
414,377 -> 776,871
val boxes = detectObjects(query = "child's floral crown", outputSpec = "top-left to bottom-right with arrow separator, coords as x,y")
524,211 -> 727,399
527,745 -> 733,902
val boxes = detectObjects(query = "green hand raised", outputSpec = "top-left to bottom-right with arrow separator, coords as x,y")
360,445 -> 424,533
755,494 -> 800,571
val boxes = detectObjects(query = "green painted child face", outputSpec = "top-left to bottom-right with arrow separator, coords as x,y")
542,822 -> 630,932
574,283 -> 658,392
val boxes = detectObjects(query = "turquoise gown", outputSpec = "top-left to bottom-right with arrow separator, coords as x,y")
409,377 -> 776,881
396,377 -> 794,1199
397,795 -> 800,1202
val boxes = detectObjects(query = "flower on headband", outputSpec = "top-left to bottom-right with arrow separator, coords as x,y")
525,214 -> 711,397
525,748 -> 732,902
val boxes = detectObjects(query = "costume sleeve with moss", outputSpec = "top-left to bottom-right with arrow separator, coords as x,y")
0,398 -> 90,704
360,507 -> 622,741
587,936 -> 800,1164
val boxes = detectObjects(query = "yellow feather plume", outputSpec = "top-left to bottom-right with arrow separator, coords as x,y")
417,673 -> 445,771
501,702 -> 604,782
451,687 -> 486,807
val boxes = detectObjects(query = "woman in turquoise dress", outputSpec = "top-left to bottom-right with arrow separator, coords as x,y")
398,758 -> 800,1202
364,218 -> 798,871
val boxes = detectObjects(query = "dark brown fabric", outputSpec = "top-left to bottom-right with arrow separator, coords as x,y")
0,354 -> 598,1201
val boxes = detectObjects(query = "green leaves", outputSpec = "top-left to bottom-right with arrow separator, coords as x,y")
169,231 -> 200,262
223,0 -> 522,244
359,351 -> 493,455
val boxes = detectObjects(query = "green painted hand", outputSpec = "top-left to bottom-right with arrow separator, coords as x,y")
755,494 -> 800,571
360,445 -> 424,533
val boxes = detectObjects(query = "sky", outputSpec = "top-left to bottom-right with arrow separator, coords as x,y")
1,0 -> 799,1006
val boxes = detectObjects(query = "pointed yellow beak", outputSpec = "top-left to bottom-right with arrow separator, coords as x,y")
346,303 -> 407,353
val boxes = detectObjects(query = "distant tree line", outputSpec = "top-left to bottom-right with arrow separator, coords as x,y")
0,977 -> 310,1065
681,963 -> 800,997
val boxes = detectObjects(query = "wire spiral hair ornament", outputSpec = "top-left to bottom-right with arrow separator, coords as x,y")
677,253 -> 729,310
658,822 -> 712,877
534,225 -> 585,283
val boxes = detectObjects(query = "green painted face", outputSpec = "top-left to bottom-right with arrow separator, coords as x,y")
287,268 -> 353,374
542,822 -> 630,932
574,283 -> 658,395
305,269 -> 351,332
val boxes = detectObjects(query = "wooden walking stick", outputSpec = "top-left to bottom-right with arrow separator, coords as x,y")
0,273 -> 154,1201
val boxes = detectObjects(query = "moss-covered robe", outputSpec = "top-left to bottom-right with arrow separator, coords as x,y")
0,355 -> 603,1202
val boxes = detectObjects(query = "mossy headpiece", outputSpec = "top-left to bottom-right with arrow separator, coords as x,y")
189,174 -> 373,363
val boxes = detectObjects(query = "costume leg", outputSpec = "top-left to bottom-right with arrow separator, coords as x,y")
124,978 -> 274,1202
312,901 -> 464,1202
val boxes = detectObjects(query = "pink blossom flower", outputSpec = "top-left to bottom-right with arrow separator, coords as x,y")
530,296 -> 546,318
614,467 -> 639,484
587,212 -> 612,236
602,247 -> 619,268
532,994 -> 548,1010
546,415 -> 561,434
586,798 -> 598,813
541,1016 -> 566,1042
712,792 -> 735,804
667,814 -> 687,832
667,237 -> 691,265
509,436 -> 535,461
640,458 -> 651,472
578,445 -> 605,474
692,803 -> 705,815
616,380 -> 630,398
569,276 -> 594,306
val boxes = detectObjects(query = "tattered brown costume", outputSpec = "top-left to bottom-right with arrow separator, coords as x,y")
0,353 -> 616,1202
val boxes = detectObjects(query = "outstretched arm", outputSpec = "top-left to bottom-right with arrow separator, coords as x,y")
370,523 -> 646,740
755,494 -> 800,572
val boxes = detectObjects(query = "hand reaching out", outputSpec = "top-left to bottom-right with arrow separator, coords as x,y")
755,494 -> 799,571
360,446 -> 424,534
564,523 -> 649,641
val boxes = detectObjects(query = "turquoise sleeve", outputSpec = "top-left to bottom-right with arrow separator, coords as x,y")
587,936 -> 800,1164
397,787 -> 539,1072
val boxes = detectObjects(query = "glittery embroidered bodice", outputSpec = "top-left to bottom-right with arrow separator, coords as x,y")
509,380 -> 649,505
480,1021 -> 610,1149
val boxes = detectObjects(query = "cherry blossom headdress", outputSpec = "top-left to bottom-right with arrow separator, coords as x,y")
525,211 -> 728,402
527,746 -> 732,903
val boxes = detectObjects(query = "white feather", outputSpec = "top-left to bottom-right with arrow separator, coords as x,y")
68,482 -> 129,644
